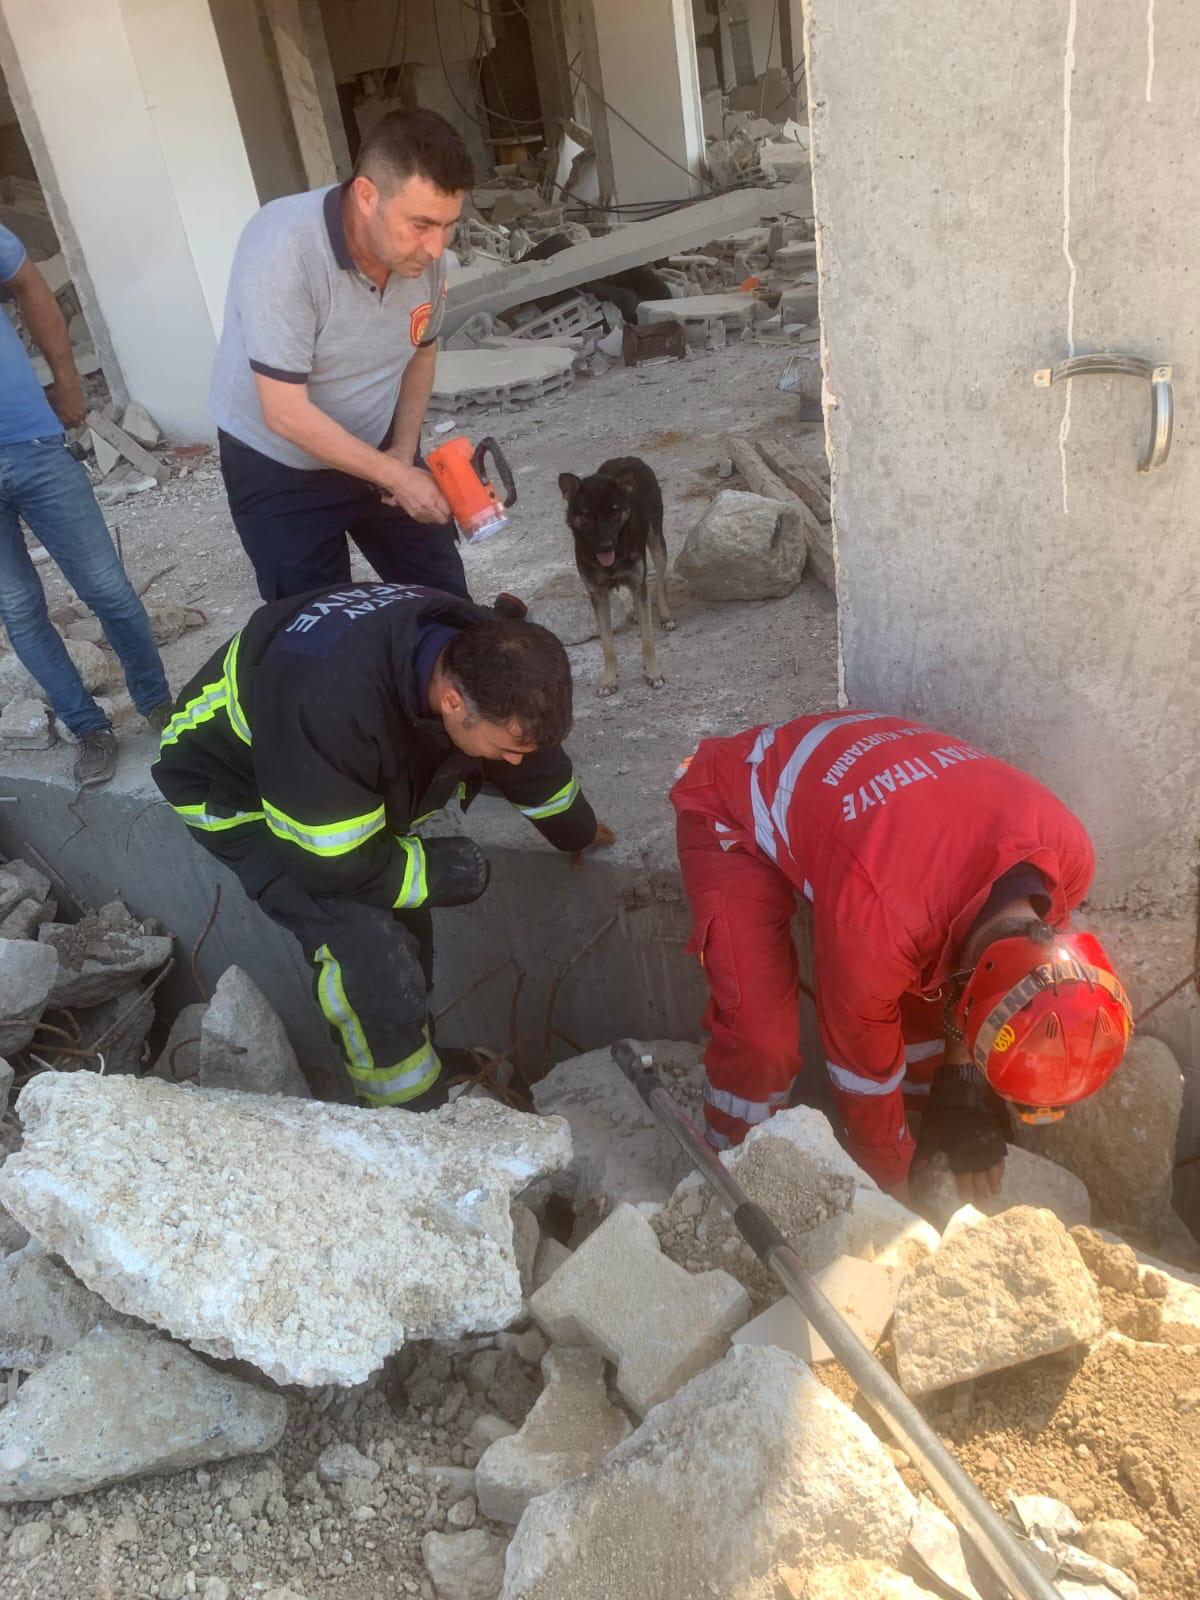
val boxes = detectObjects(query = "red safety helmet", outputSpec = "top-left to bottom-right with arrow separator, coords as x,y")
951,927 -> 1133,1125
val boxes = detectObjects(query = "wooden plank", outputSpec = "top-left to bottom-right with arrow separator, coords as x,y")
757,434 -> 832,523
727,435 -> 835,593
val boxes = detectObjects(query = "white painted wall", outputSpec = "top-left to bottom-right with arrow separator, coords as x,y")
590,0 -> 706,205
0,0 -> 260,439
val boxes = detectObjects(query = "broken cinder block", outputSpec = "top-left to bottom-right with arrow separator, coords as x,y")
530,1201 -> 751,1417
86,410 -> 168,486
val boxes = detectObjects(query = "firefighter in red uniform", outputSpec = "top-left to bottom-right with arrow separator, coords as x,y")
671,712 -> 1133,1202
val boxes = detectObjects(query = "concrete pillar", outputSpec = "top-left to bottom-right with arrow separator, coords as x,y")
0,0 -> 260,439
582,0 -> 706,206
262,0 -> 350,188
806,0 -> 1200,1219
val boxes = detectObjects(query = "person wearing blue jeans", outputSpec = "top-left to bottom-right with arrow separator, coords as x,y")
0,223 -> 170,786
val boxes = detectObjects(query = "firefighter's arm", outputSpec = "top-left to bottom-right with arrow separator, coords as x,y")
484,746 -> 600,853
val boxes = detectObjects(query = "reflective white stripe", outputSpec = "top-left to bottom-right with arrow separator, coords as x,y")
825,1058 -> 907,1097
903,1080 -> 932,1097
713,821 -> 732,833
905,1039 -> 943,1063
769,712 -> 890,854
703,1080 -> 791,1125
365,1042 -> 439,1100
802,879 -> 814,902
707,1127 -> 733,1151
746,724 -> 778,861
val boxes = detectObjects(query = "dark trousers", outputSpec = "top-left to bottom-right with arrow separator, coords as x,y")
219,429 -> 469,603
196,821 -> 437,1106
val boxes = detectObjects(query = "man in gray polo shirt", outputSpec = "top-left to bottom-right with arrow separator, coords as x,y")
211,110 -> 471,601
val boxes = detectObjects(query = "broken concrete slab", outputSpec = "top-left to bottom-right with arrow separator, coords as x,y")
530,1040 -> 705,1214
38,922 -> 171,1008
0,858 -> 52,908
911,1145 -> 1092,1231
430,347 -> 575,414
676,488 -> 807,600
0,639 -> 109,706
0,1073 -> 573,1387
476,1345 -> 631,1524
636,291 -> 757,347
1013,1035 -> 1184,1239
655,1132 -> 854,1309
531,1237 -> 571,1292
0,1244 -> 123,1368
0,937 -> 58,1053
0,1057 -> 11,1118
509,1202 -> 540,1299
152,1001 -> 207,1083
0,1325 -> 286,1502
530,1201 -> 750,1417
89,429 -> 121,477
0,898 -> 52,942
892,1206 -> 1102,1396
732,1254 -> 898,1363
120,401 -> 161,448
803,1565 -> 941,1599
199,966 -> 310,1099
499,1345 -> 914,1600
71,985 -> 154,1076
843,1187 -> 941,1280
0,698 -> 54,750
423,1528 -> 509,1600
444,179 -> 812,334
906,1495 -> 987,1600
85,409 -> 168,485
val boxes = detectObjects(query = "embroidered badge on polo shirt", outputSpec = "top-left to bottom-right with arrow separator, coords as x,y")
410,302 -> 433,345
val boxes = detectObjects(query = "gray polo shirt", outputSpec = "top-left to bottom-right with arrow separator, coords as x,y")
210,184 -> 447,471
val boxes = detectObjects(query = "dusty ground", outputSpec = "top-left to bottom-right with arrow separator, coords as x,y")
9,338 -> 838,866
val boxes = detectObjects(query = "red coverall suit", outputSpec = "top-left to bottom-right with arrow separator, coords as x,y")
670,712 -> 1095,1188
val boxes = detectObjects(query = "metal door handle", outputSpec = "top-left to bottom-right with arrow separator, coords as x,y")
1033,353 -> 1173,472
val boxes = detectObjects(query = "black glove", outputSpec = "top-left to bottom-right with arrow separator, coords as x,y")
421,837 -> 491,908
914,1063 -> 1009,1175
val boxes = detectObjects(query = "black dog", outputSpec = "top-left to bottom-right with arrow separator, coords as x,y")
558,456 -> 675,695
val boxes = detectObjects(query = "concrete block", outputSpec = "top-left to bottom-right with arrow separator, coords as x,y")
675,489 -> 807,600
199,966 -> 311,1099
0,639 -> 109,706
120,402 -> 161,447
86,410 -> 168,485
532,1237 -> 572,1292
637,292 -> 757,348
89,430 -> 121,477
509,1201 -> 540,1298
1014,1036 -> 1183,1238
0,1243 -> 121,1369
476,1345 -> 631,1524
0,1325 -> 286,1502
39,922 -> 171,1008
0,698 -> 53,750
892,1206 -> 1101,1396
530,1041 -> 705,1214
0,1073 -> 573,1387
151,1001 -> 207,1083
911,1145 -> 1091,1231
500,1346 -> 915,1599
430,347 -> 575,414
0,937 -> 58,1053
529,1202 -> 751,1417
842,1186 -> 941,1280
733,1255 -> 898,1363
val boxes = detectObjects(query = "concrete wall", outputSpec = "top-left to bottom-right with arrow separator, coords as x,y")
210,0 -> 310,204
0,0 -> 260,438
586,0 -> 707,205
805,0 -> 1200,916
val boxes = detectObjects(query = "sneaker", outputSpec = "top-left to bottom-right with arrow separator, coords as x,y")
73,729 -> 118,789
144,702 -> 174,735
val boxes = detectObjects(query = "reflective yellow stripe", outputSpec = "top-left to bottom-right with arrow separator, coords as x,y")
263,801 -> 386,858
224,632 -> 251,746
314,942 -> 440,1105
393,837 -> 428,909
174,803 -> 265,833
518,776 -> 580,821
158,676 -> 228,750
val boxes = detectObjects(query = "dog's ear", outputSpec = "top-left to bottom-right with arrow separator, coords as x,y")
558,473 -> 581,501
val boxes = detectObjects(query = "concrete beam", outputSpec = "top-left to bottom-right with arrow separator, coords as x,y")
444,179 -> 807,332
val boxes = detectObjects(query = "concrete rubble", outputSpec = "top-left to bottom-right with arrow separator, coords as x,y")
911,1144 -> 1092,1231
0,1325 -> 286,1502
0,937 -> 59,1053
0,1243 -> 122,1369
499,1345 -> 915,1600
893,1205 -> 1102,1396
423,1527 -> 509,1600
152,1000 -> 207,1083
198,966 -> 311,1099
1014,1035 -> 1184,1238
476,1345 -> 631,1524
529,1201 -> 751,1416
0,638 -> 109,706
733,1254 -> 898,1363
0,1072 -> 573,1386
529,1039 -> 705,1214
39,917 -> 172,1008
803,1566 -> 941,1600
675,488 -> 808,600
0,699 -> 54,751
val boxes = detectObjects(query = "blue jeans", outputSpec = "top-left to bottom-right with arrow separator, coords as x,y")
0,435 -> 169,735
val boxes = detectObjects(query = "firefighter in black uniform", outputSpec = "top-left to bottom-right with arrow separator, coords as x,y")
152,581 -> 608,1108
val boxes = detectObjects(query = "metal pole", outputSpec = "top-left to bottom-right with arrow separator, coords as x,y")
610,1041 -> 1062,1600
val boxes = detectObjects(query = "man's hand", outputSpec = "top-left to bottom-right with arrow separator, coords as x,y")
569,821 -> 615,870
912,1061 -> 1009,1199
47,375 -> 85,429
378,458 -> 451,524
952,1160 -> 1005,1206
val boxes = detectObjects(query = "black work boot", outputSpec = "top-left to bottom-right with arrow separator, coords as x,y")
73,728 -> 118,789
144,702 -> 174,735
